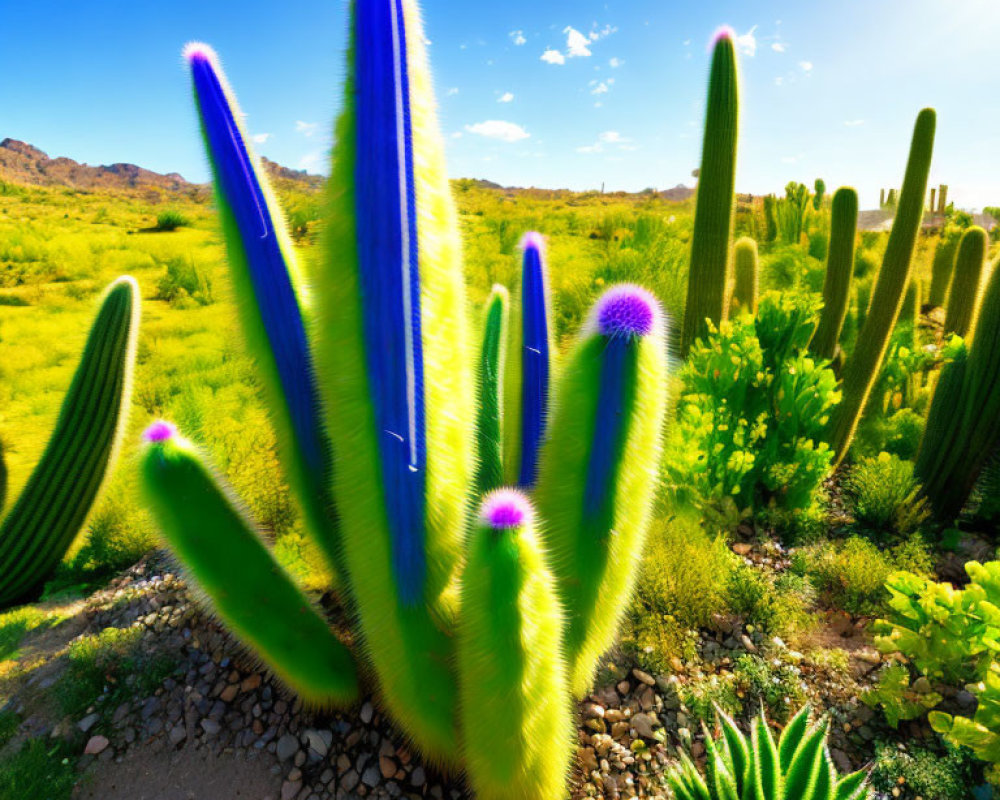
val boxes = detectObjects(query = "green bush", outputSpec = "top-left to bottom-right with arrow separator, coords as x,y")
732,653 -> 807,722
727,563 -> 813,640
869,738 -> 977,800
845,452 -> 930,537
930,660 -> 1000,788
154,209 -> 190,231
155,255 -> 214,306
664,292 -> 839,519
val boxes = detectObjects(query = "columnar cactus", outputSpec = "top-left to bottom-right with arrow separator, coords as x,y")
810,187 -> 858,361
763,194 -> 778,243
826,109 -> 936,466
140,422 -> 358,704
0,276 -> 140,607
184,44 -> 343,586
731,236 -> 758,316
918,258 -> 1000,519
141,2 -> 671,792
944,226 -> 988,338
504,232 -> 554,489
680,28 -> 739,356
535,285 -> 669,696
457,490 -> 572,800
475,286 -> 509,495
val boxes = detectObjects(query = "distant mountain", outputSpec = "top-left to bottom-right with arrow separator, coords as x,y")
0,138 -> 324,196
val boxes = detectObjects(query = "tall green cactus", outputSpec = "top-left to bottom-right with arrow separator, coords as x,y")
0,276 -> 140,606
826,109 -> 936,466
535,285 -> 669,696
944,226 -> 987,338
475,285 -> 509,496
928,226 -> 963,308
680,27 -> 739,356
763,194 -> 778,243
140,422 -> 358,704
731,236 -> 758,316
457,490 -> 572,800
810,187 -> 858,361
918,258 -> 1000,520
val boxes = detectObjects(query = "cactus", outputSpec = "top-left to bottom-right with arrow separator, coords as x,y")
475,286 -> 509,496
929,226 -> 964,308
880,188 -> 886,208
938,184 -> 949,214
826,109 -> 935,466
535,285 -> 669,696
680,27 -> 739,356
731,236 -> 758,316
504,232 -> 554,488
184,44 -> 344,586
140,422 -> 358,704
813,177 -> 826,210
930,187 -> 937,213
667,705 -> 872,799
944,226 -> 988,338
763,194 -> 778,243
0,277 -> 140,606
918,258 -> 1000,519
887,188 -> 898,207
457,490 -> 572,800
810,187 -> 858,361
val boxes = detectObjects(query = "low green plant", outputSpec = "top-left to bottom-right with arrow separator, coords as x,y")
0,738 -> 77,800
155,255 -> 213,306
154,209 -> 189,231
727,563 -> 813,640
0,605 -> 64,661
861,664 -> 942,726
930,660 -> 1000,787
869,738 -> 977,800
666,705 -> 871,800
733,653 -> 808,722
845,452 -> 930,537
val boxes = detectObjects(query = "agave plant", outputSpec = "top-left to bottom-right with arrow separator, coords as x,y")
667,705 -> 871,800
139,1 -> 669,795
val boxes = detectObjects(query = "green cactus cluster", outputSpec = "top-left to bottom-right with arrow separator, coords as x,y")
138,5 -> 670,796
809,187 -> 858,362
0,276 -> 141,607
731,236 -> 759,316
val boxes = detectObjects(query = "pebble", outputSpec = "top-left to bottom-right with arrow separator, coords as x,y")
78,713 -> 100,733
85,735 -> 110,755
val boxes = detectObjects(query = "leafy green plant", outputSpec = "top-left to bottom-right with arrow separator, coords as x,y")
930,660 -> 1000,787
154,209 -> 189,231
666,705 -> 871,800
0,738 -> 77,800
155,254 -> 214,306
869,738 -> 977,800
861,664 -> 942,726
845,452 -> 930,537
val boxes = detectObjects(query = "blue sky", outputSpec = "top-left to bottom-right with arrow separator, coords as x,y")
2,0 -> 999,209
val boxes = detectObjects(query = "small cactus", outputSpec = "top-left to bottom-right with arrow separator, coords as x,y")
680,27 -> 739,356
0,277 -> 140,606
475,285 -> 510,496
810,187 -> 858,362
944,226 -> 988,338
731,236 -> 758,316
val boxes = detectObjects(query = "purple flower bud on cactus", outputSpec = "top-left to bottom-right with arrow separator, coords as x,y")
710,25 -> 735,49
480,488 -> 532,530
143,420 -> 177,444
593,284 -> 660,339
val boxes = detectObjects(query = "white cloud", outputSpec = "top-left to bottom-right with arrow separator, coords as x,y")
295,121 -> 319,137
591,81 -> 610,95
799,60 -> 813,72
251,133 -> 271,145
451,131 -> 463,139
577,131 -> 632,153
844,119 -> 865,127
446,87 -> 459,96
510,30 -> 527,46
577,143 -> 602,153
771,42 -> 786,53
599,131 -> 627,143
299,151 -> 322,171
541,49 -> 566,65
589,24 -> 617,41
464,120 -> 530,142
565,26 -> 592,57
734,26 -> 758,57
498,92 -> 514,103
609,57 -> 623,68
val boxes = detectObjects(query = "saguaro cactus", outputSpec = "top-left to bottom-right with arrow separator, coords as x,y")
0,277 -> 140,606
536,285 -> 669,696
504,232 -> 554,488
826,109 -> 935,466
457,490 -> 572,800
184,44 -> 343,585
944,226 -> 988,338
475,286 -> 509,495
140,421 -> 358,703
810,187 -> 858,361
763,194 -> 778,243
731,237 -> 758,316
680,27 -> 739,356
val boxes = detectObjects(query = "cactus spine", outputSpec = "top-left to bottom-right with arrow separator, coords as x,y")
457,490 -> 572,800
184,45 -> 344,586
944,226 -> 987,338
731,237 -> 758,316
140,422 -> 358,704
536,285 -> 669,696
918,258 -> 1000,519
475,286 -> 509,496
316,0 -> 472,761
680,28 -> 739,356
504,232 -> 554,488
0,277 -> 140,606
810,187 -> 858,361
826,109 -> 935,466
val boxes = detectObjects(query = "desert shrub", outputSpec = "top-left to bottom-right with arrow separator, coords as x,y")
869,738 -> 977,800
808,229 -> 828,261
792,534 -> 932,616
154,209 -> 189,231
853,407 -> 925,461
727,563 -> 813,640
677,672 -> 742,722
845,452 -> 930,537
664,292 -> 839,521
155,255 -> 214,306
733,653 -> 808,722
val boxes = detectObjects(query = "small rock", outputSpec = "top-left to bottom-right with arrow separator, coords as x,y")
410,766 -> 426,787
280,780 -> 302,800
305,728 -> 333,757
630,713 -> 658,739
85,735 -> 110,755
220,684 -> 239,703
277,733 -> 300,761
362,764 -> 381,787
380,755 -> 396,779
78,713 -> 100,733
632,669 -> 655,687
200,719 -> 220,736
242,674 -> 262,692
583,702 -> 605,719
360,701 -> 374,725
732,543 -> 753,556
